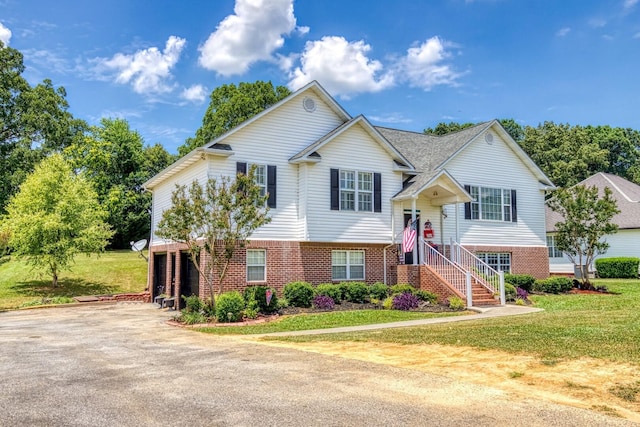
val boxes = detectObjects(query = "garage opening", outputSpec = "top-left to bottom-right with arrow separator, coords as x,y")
152,253 -> 167,298
180,252 -> 200,309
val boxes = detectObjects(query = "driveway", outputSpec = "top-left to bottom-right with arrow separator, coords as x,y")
0,303 -> 634,427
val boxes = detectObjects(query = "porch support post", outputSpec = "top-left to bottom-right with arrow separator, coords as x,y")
465,271 -> 473,307
499,271 -> 506,305
411,197 -> 418,265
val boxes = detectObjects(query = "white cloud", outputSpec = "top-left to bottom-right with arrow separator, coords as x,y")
0,22 -> 11,46
296,26 -> 310,36
23,49 -> 73,74
624,0 -> 638,9
556,27 -> 571,37
634,32 -> 640,38
368,113 -> 412,124
287,36 -> 394,98
180,84 -> 208,103
198,0 -> 297,75
588,18 -> 606,28
395,37 -> 464,91
93,36 -> 186,95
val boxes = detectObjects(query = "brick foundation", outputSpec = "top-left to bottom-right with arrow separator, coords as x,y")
461,245 -> 550,279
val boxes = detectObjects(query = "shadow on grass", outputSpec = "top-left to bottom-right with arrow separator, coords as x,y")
10,278 -> 117,298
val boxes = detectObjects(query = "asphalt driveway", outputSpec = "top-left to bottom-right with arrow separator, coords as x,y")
0,303 -> 634,427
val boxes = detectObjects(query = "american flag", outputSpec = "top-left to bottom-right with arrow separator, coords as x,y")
402,220 -> 417,253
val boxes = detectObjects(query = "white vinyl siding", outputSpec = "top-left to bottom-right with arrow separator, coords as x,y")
332,250 -> 365,280
440,129 -> 547,247
246,249 -> 266,282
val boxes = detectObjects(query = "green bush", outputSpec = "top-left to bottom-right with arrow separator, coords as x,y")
382,297 -> 394,310
369,282 -> 389,300
504,283 -> 516,302
182,295 -> 205,313
315,283 -> 343,303
215,291 -> 245,322
390,284 -> 416,295
243,285 -> 279,314
283,281 -> 315,308
180,311 -> 207,325
448,296 -> 465,310
343,282 -> 369,303
534,277 -> 573,294
503,274 -> 536,292
595,257 -> 640,279
414,289 -> 438,303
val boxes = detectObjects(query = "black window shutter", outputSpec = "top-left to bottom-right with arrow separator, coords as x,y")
330,169 -> 339,210
511,189 -> 517,222
236,162 -> 247,175
373,173 -> 382,213
464,185 -> 471,220
267,165 -> 277,208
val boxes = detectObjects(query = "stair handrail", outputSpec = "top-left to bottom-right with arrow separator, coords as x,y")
449,239 -> 505,305
422,239 -> 472,305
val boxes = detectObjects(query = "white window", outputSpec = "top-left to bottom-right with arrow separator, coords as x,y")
339,170 -> 373,212
546,235 -> 563,258
477,252 -> 511,273
252,164 -> 267,197
469,186 -> 513,222
332,250 -> 365,280
246,249 -> 266,282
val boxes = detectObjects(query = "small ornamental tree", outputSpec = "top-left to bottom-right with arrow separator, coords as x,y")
547,185 -> 619,287
2,154 -> 113,286
156,166 -> 271,309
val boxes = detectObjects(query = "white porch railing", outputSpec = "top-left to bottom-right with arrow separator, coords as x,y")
449,240 -> 505,305
422,239 -> 472,307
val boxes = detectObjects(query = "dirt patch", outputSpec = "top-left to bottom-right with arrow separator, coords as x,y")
247,339 -> 640,423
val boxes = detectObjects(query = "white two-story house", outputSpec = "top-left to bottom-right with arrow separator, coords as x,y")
144,81 -> 554,306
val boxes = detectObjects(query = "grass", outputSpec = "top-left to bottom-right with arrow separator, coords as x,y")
197,309 -> 468,335
267,279 -> 640,364
0,250 -> 148,310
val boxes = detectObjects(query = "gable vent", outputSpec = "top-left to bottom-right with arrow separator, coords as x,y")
303,97 -> 316,112
484,133 -> 494,144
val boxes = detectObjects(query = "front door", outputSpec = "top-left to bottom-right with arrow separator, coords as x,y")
403,213 -> 420,265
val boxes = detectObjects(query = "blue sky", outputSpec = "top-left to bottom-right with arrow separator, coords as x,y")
2,0 -> 639,154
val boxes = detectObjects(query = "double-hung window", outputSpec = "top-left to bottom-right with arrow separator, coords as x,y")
546,235 -> 564,258
246,249 -> 266,282
332,250 -> 365,280
236,162 -> 277,208
477,252 -> 511,273
465,186 -> 517,222
331,169 -> 381,212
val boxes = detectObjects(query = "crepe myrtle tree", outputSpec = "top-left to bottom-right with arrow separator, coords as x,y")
156,165 -> 271,309
547,185 -> 619,287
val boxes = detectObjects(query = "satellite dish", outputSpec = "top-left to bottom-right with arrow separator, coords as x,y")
130,239 -> 148,262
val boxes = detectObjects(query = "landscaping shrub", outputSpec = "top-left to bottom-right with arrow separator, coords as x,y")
595,257 -> 640,279
369,282 -> 389,300
414,289 -> 438,303
215,291 -> 245,322
343,282 -> 369,303
516,287 -> 529,301
180,311 -> 207,325
312,294 -> 335,310
390,284 -> 416,295
382,297 -> 394,310
283,281 -> 315,308
534,277 -> 573,294
315,283 -> 343,303
392,292 -> 420,310
504,283 -> 516,302
243,285 -> 279,314
503,274 -> 536,292
182,295 -> 205,313
448,296 -> 465,310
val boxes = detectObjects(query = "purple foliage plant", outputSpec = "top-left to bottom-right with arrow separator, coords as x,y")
392,292 -> 420,311
312,294 -> 335,310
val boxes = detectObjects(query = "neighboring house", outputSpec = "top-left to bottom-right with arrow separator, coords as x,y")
144,81 -> 554,306
546,172 -> 640,274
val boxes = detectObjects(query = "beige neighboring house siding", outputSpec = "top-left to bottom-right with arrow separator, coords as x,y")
442,127 -> 547,247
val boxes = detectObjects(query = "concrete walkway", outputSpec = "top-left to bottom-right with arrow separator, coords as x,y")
252,304 -> 543,337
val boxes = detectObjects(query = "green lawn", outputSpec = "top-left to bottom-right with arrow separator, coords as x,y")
0,250 -> 148,310
268,279 -> 640,364
198,310 -> 468,335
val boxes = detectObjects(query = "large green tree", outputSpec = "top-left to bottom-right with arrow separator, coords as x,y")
65,118 -> 174,248
0,42 -> 86,212
156,166 -> 271,309
2,155 -> 113,286
547,185 -> 619,287
178,81 -> 290,156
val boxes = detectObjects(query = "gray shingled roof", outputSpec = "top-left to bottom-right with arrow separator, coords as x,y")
546,172 -> 640,231
376,122 -> 493,172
